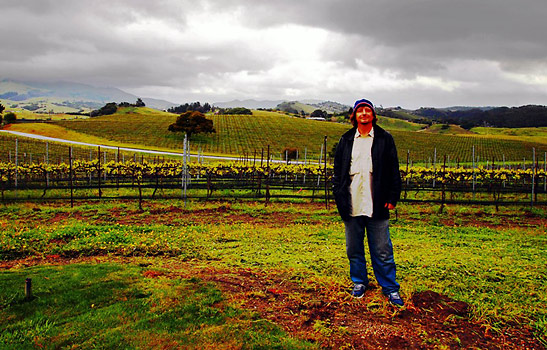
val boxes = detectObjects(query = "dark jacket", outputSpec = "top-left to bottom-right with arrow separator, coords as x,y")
332,125 -> 401,221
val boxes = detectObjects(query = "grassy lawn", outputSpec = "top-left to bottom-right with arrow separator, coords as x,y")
0,200 -> 545,348
1,262 -> 313,349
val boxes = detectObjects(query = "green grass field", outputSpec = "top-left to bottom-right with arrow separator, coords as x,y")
376,116 -> 426,131
0,200 -> 545,348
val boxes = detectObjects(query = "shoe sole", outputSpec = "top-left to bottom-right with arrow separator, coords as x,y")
388,300 -> 404,307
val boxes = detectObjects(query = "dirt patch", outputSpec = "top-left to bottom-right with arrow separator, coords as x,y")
140,259 -> 545,349
199,268 -> 543,349
1,257 -> 543,349
37,203 -> 327,227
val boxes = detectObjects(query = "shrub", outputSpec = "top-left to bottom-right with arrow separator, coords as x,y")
3,112 -> 16,124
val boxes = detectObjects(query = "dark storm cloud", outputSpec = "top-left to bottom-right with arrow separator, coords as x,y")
0,0 -> 268,87
232,0 -> 547,75
1,0 -> 546,107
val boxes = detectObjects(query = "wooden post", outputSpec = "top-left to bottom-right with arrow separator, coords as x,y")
46,142 -> 50,187
182,133 -> 188,206
531,148 -> 536,207
544,152 -> 546,192
405,150 -> 410,199
324,136 -> 328,209
439,155 -> 446,214
69,146 -> 74,208
15,138 -> 18,189
472,145 -> 475,199
25,278 -> 32,300
266,145 -> 270,206
433,147 -> 437,188
98,146 -> 102,198
116,148 -> 120,189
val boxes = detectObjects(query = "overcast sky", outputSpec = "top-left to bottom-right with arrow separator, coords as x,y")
2,0 -> 547,108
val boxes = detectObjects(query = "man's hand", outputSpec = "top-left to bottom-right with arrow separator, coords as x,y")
384,203 -> 396,210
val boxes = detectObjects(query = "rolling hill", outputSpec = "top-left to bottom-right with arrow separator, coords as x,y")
3,107 -> 546,164
0,79 -> 177,112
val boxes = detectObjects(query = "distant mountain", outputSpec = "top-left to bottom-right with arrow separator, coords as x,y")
0,79 -> 177,111
276,101 -> 316,114
276,100 -> 351,115
213,99 -> 286,109
309,101 -> 351,114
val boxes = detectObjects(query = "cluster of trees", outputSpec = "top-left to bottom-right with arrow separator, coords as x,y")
118,98 -> 145,108
168,111 -> 215,138
309,109 -> 329,119
412,105 -> 547,128
0,103 -> 16,124
168,102 -> 212,114
216,107 -> 252,115
90,99 -> 146,117
90,102 -> 118,117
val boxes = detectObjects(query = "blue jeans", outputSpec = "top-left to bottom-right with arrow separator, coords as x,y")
344,216 -> 400,294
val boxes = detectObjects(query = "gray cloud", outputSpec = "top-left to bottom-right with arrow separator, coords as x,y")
1,0 -> 546,108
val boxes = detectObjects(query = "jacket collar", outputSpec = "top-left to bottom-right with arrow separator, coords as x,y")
342,125 -> 385,141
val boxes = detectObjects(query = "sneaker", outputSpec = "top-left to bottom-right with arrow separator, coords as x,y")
351,283 -> 368,298
387,291 -> 404,306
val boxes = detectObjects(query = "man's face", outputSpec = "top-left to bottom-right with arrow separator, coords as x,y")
355,106 -> 374,125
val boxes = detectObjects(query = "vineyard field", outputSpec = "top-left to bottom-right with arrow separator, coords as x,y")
3,107 -> 546,165
1,160 -> 545,207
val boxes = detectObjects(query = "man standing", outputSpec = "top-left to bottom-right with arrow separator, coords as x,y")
332,98 -> 404,306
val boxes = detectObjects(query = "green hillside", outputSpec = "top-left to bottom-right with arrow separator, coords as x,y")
3,107 -> 546,164
421,123 -> 474,135
48,108 -> 349,160
376,116 -> 426,132
276,101 -> 317,115
471,126 -> 547,137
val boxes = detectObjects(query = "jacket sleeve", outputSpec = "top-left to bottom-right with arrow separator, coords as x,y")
387,135 -> 402,206
332,137 -> 344,193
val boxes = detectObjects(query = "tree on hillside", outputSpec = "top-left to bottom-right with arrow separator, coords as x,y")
168,111 -> 215,138
4,112 -> 16,124
0,103 -> 5,115
168,102 -> 211,114
216,107 -> 252,115
135,98 -> 145,107
310,109 -> 328,119
90,102 -> 118,117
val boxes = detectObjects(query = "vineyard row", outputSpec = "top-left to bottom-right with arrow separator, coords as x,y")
1,160 -> 546,207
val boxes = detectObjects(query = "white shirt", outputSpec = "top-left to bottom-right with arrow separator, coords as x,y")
350,127 -> 374,217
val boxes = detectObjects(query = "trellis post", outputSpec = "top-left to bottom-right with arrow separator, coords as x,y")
46,142 -> 49,187
265,145 -> 270,206
15,139 -> 18,189
98,146 -> 102,198
472,146 -> 476,198
69,146 -> 74,208
324,136 -> 328,209
531,148 -> 536,207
